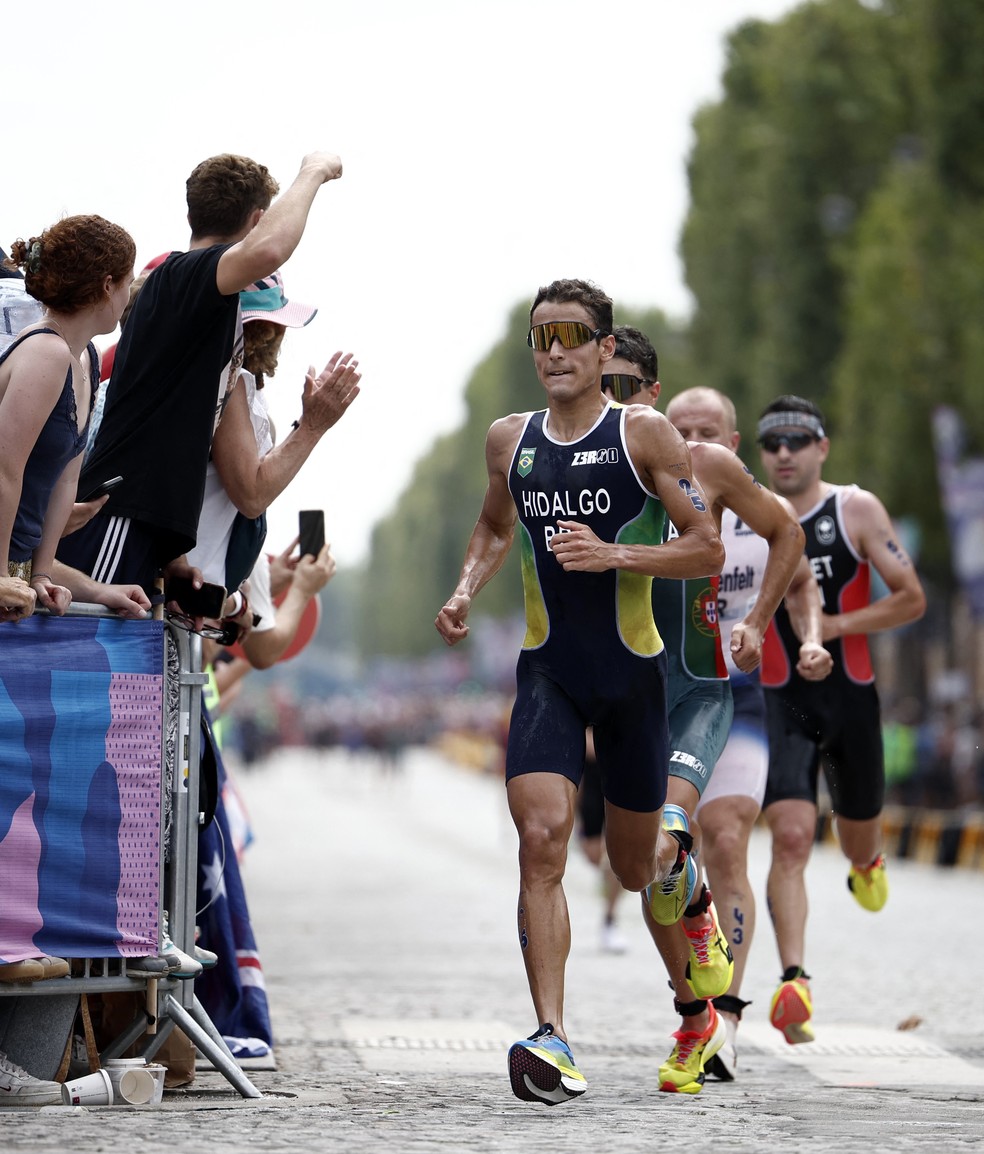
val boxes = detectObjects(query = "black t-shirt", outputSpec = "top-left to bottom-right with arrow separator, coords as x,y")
79,245 -> 240,558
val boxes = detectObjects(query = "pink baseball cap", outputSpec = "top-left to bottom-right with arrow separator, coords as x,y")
240,271 -> 317,327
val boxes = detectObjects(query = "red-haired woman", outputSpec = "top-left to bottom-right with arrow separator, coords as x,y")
0,215 -> 149,619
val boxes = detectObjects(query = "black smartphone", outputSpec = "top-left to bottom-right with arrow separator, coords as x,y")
79,475 -> 123,503
298,509 -> 325,559
165,577 -> 227,618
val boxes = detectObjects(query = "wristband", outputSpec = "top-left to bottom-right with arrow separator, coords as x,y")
228,591 -> 250,620
30,572 -> 51,583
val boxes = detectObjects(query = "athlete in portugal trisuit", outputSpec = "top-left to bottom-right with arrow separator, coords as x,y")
602,329 -> 830,1094
663,382 -> 832,1083
436,279 -> 725,1105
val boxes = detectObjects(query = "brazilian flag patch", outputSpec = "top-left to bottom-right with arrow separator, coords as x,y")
517,447 -> 536,478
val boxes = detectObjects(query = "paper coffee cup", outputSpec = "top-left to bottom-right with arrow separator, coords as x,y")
118,1066 -> 157,1105
61,1068 -> 113,1106
103,1058 -> 147,1099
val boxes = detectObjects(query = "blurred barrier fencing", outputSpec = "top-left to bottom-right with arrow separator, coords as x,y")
816,805 -> 984,870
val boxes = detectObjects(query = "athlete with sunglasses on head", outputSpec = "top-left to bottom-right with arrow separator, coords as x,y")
600,329 -> 828,1094
755,395 -> 925,1047
436,278 -> 725,1106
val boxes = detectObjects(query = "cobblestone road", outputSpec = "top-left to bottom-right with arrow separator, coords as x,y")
5,747 -> 983,1152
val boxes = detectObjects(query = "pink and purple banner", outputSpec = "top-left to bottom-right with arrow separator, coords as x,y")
0,615 -> 165,961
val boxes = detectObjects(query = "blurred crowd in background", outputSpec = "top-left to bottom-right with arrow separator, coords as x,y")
219,628 -> 983,814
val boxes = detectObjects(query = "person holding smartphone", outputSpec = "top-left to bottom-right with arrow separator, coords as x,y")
189,530 -> 337,1071
188,271 -> 359,597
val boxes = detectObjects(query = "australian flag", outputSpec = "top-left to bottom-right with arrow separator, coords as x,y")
195,736 -> 273,1054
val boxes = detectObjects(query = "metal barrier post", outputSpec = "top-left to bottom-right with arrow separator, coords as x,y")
163,624 -> 261,1098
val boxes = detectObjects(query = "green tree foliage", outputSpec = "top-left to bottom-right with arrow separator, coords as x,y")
682,0 -> 984,580
832,175 -> 984,573
830,0 -> 984,581
912,0 -> 984,200
683,0 -> 910,433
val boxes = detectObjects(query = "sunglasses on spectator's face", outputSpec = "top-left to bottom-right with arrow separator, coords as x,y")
527,321 -> 604,351
601,373 -> 653,403
759,432 -> 818,453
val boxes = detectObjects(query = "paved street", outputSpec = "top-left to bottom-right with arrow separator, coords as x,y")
5,745 -> 984,1152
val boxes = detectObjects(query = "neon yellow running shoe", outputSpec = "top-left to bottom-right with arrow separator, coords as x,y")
647,805 -> 698,926
658,1002 -> 727,1094
848,854 -> 889,912
684,898 -> 734,999
508,1025 -> 587,1105
769,976 -> 814,1045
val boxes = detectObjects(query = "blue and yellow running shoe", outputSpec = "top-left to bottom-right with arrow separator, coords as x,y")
508,1025 -> 587,1105
848,854 -> 889,912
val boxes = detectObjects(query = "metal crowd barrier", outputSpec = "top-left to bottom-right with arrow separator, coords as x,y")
0,604 -> 259,1099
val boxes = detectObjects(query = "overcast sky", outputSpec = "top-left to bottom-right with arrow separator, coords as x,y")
6,0 -> 798,566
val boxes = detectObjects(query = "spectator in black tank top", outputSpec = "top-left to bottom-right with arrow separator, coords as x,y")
1,216 -> 148,620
